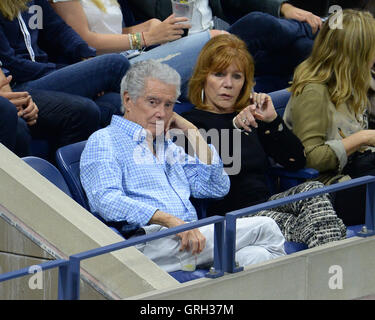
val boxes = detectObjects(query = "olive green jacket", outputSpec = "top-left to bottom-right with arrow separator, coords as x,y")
127,0 -> 285,22
283,83 -> 370,185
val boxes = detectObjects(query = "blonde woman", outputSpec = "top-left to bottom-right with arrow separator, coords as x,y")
50,0 -> 223,100
0,0 -> 131,127
284,9 -> 375,226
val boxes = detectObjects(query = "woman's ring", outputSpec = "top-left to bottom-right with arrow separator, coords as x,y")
242,118 -> 247,123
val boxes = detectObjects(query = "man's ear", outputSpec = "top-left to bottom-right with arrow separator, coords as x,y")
123,91 -> 132,113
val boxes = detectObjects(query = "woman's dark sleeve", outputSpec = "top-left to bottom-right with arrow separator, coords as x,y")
257,115 -> 306,170
0,26 -> 57,82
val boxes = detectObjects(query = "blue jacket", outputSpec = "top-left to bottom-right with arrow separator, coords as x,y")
0,0 -> 96,83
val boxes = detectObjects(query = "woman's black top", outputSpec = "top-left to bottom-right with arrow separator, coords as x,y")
182,108 -> 306,216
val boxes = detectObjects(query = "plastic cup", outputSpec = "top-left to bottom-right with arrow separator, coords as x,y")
171,0 -> 195,37
178,252 -> 197,271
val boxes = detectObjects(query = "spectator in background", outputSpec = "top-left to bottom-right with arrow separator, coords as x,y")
0,0 -> 130,127
284,9 -> 375,226
182,34 -> 346,248
127,0 -> 323,31
50,0 -> 224,101
124,0 -> 323,92
80,59 -> 287,272
0,68 -> 98,160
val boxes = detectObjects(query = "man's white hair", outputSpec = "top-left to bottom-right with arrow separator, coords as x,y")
120,60 -> 181,107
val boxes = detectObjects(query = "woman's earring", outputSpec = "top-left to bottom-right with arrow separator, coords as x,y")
201,88 -> 205,103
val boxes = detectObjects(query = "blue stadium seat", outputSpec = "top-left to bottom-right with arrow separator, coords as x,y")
268,88 -> 291,116
55,141 -> 90,211
22,156 -> 72,197
174,100 -> 194,115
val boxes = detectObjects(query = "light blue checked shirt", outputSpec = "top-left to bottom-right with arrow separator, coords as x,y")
80,116 -> 230,228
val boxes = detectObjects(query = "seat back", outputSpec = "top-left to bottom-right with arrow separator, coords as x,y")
22,156 -> 72,197
268,88 -> 291,117
174,101 -> 194,115
55,141 -> 90,211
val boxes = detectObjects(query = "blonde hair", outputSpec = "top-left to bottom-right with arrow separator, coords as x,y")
0,0 -> 30,20
289,9 -> 375,114
188,34 -> 255,112
90,0 -> 119,13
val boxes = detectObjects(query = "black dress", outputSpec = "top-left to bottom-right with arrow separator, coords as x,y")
182,108 -> 306,216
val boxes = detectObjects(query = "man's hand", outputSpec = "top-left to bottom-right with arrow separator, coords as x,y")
150,209 -> 206,255
280,3 -> 322,34
21,96 -> 39,126
165,112 -> 197,134
177,227 -> 206,255
0,74 -> 38,125
166,113 -> 213,165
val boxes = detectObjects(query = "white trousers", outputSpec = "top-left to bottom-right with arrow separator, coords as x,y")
136,216 -> 286,272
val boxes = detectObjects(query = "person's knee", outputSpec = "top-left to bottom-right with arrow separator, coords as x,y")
68,97 -> 100,137
0,97 -> 18,120
79,99 -> 100,131
103,53 -> 130,75
261,216 -> 282,234
235,11 -> 279,30
236,245 -> 274,266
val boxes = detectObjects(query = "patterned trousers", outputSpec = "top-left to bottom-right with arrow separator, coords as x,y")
253,181 -> 347,248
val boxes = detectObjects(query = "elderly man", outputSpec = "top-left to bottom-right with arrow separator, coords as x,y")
80,60 -> 285,272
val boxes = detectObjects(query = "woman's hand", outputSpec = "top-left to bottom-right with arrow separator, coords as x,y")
143,14 -> 191,46
250,92 -> 278,122
233,92 -> 277,132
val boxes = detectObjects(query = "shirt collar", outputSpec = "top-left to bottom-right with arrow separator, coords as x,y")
110,115 -> 147,143
110,115 -> 173,144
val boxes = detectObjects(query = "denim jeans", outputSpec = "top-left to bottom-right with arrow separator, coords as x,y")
13,54 -> 130,127
130,31 -> 211,101
229,12 -> 316,92
1,90 -> 101,159
29,90 -> 100,158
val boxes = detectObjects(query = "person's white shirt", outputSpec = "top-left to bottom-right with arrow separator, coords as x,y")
81,0 -> 122,34
52,0 -> 213,36
52,0 -> 123,35
189,0 -> 214,35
